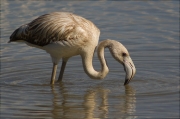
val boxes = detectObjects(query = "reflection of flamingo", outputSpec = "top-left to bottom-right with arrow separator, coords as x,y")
112,85 -> 136,118
9,12 -> 136,85
50,83 -> 136,118
83,86 -> 110,119
124,85 -> 136,117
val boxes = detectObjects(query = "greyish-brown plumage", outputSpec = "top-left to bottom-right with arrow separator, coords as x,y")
9,12 -> 136,85
10,12 -> 98,46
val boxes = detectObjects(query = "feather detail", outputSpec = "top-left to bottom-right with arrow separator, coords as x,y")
9,12 -> 100,47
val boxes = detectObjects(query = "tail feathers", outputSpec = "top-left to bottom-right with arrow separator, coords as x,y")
9,24 -> 29,43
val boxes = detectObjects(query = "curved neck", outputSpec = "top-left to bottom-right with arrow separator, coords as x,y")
81,40 -> 111,79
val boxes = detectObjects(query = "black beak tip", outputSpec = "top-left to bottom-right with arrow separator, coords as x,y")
124,79 -> 129,85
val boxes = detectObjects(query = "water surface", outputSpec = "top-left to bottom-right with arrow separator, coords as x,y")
1,1 -> 179,119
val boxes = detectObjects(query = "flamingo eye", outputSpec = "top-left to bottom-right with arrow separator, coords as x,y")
122,52 -> 126,56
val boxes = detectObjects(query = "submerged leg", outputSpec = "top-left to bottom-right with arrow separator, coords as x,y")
50,63 -> 58,84
57,60 -> 67,82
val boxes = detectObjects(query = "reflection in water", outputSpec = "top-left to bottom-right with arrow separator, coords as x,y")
123,85 -> 136,118
83,86 -> 109,119
51,83 -> 136,119
51,83 -> 69,119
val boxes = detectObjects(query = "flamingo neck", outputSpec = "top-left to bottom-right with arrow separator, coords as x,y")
81,40 -> 110,79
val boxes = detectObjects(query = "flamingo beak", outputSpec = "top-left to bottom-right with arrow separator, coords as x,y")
123,56 -> 136,85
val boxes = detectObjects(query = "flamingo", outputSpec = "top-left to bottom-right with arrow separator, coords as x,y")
9,12 -> 136,85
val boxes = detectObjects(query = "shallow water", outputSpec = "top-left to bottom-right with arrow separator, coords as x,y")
1,1 -> 179,119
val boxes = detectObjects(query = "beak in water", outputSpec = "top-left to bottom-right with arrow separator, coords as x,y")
123,56 -> 136,85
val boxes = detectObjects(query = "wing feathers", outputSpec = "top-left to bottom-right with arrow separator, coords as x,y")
9,12 -> 100,46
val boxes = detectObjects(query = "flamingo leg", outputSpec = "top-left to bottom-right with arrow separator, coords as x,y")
50,63 -> 58,84
57,60 -> 67,82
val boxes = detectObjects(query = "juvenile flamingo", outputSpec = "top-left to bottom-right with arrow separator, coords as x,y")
9,12 -> 136,85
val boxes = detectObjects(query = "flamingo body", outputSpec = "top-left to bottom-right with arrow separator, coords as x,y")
9,12 -> 136,85
10,12 -> 99,64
